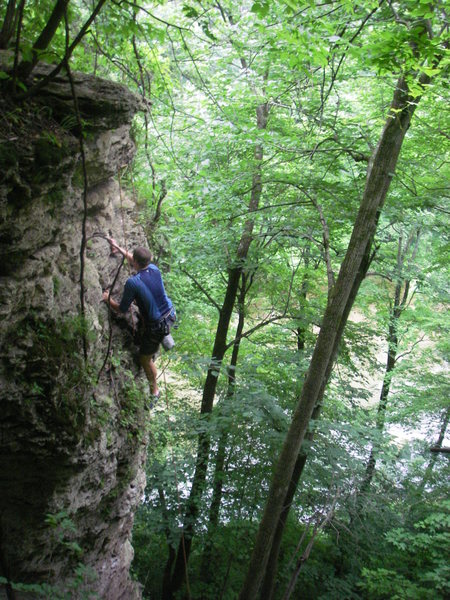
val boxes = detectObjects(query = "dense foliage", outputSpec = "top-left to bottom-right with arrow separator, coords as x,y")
1,0 -> 448,598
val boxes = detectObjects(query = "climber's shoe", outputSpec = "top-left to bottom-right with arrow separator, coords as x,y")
148,391 -> 161,410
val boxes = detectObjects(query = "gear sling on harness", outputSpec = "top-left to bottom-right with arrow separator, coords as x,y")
159,308 -> 176,351
147,307 -> 176,351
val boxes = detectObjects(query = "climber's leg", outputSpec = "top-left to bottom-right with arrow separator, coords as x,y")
140,354 -> 159,396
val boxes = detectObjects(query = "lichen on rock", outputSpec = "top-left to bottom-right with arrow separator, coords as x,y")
0,55 -> 150,599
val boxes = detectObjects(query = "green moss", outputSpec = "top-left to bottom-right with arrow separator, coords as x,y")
71,164 -> 85,189
34,136 -> 62,167
84,427 -> 102,446
53,276 -> 60,296
7,181 -> 32,207
45,187 -> 64,206
0,141 -> 18,168
119,379 -> 149,440
6,315 -> 97,443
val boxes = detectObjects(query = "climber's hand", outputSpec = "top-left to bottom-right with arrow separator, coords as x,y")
106,237 -> 120,254
102,290 -> 110,303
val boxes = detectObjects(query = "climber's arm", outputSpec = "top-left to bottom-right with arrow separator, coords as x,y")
102,280 -> 135,313
106,237 -> 133,263
102,291 -> 120,312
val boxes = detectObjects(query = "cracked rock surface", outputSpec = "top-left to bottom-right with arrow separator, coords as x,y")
0,54 -> 149,599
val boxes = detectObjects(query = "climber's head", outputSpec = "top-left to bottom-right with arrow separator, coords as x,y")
132,246 -> 153,269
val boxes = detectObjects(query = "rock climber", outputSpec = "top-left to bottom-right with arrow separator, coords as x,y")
102,237 -> 176,399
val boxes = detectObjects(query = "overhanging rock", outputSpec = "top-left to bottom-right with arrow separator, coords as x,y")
0,56 -> 150,599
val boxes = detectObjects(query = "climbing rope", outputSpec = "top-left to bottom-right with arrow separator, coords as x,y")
94,165 -> 137,381
118,167 -> 136,334
96,254 -> 125,384
63,14 -> 88,362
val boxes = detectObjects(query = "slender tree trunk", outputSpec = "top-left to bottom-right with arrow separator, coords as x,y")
239,74 -> 424,600
296,245 -> 310,352
261,251 -> 310,599
359,319 -> 398,496
418,407 -> 449,494
200,273 -> 248,583
260,449 -> 309,600
0,0 -> 16,49
260,238 -> 373,600
359,231 -> 419,497
281,497 -> 337,600
158,487 -> 177,600
17,0 -> 71,80
166,103 -> 268,597
10,0 -> 25,94
166,266 -> 242,595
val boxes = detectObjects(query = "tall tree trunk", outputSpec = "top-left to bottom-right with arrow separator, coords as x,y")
0,0 -> 16,49
296,244 -> 310,352
166,103 -> 268,597
17,0 -> 71,81
158,487 -> 177,600
200,273 -> 248,583
359,320 -> 398,496
239,74 -> 425,600
359,230 -> 419,498
260,239 -> 373,600
261,248 -> 310,599
417,407 -> 449,495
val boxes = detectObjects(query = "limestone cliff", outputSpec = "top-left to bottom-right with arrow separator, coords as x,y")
0,56 -> 151,598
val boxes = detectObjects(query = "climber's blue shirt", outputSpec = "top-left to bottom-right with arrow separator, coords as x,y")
119,263 -> 173,323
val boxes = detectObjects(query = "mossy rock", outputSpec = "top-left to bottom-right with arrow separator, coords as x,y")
0,140 -> 19,169
34,133 -> 73,167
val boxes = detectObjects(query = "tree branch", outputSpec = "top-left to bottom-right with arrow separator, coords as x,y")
224,314 -> 288,351
15,0 -> 107,100
394,334 -> 426,363
309,195 -> 335,294
111,0 -> 191,31
430,446 -> 450,454
181,267 -> 221,312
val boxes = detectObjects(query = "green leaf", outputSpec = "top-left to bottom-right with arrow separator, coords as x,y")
182,5 -> 199,18
201,21 -> 217,42
251,1 -> 270,17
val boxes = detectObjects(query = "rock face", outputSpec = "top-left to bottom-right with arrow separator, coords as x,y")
0,56 -> 150,598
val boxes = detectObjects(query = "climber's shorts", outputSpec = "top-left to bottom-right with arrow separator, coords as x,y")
138,309 -> 176,357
